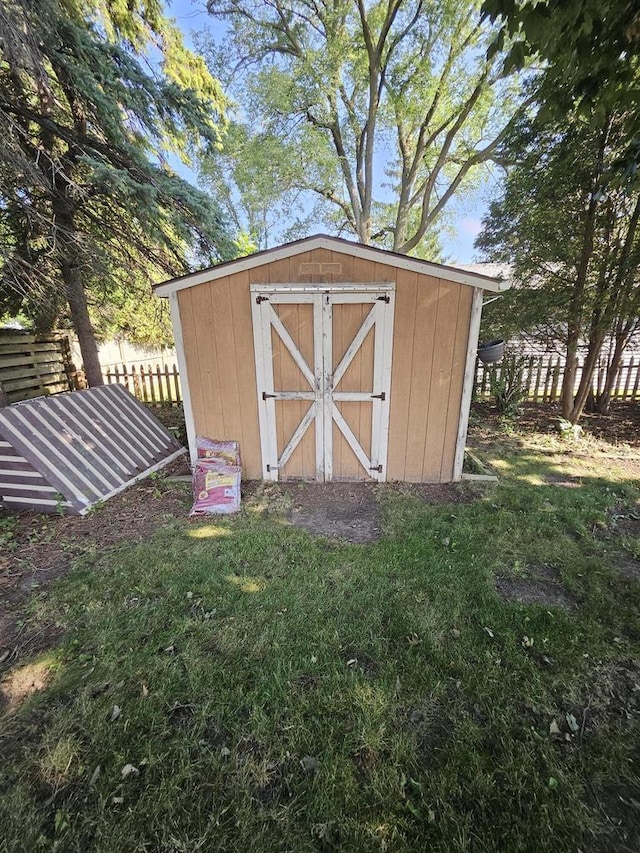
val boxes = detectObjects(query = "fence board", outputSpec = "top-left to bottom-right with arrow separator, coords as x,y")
0,332 -> 77,403
622,358 -> 634,398
104,362 -> 182,405
103,355 -> 640,408
473,354 -> 640,403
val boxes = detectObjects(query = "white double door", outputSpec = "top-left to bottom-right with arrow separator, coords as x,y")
251,284 -> 395,481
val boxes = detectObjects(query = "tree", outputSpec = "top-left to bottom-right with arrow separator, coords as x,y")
477,99 -> 640,422
202,0 -> 528,254
0,0 -> 233,386
199,120 -> 322,250
481,1 -> 640,177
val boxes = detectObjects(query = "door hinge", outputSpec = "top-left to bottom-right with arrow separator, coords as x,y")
371,391 -> 386,400
377,294 -> 390,303
369,464 -> 383,473
255,295 -> 269,304
266,464 -> 278,472
262,391 -> 276,400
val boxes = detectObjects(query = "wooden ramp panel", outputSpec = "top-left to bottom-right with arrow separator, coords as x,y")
0,385 -> 184,514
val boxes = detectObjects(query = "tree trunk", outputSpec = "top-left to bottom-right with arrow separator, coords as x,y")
51,190 -> 103,388
63,260 -> 103,387
561,121 -> 609,421
561,329 -> 580,419
568,331 -> 605,423
593,334 -> 628,414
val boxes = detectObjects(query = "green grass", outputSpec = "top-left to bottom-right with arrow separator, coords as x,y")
1,424 -> 640,852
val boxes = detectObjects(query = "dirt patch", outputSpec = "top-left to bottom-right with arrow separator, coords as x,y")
587,781 -> 640,853
0,457 -> 192,674
343,647 -> 379,677
147,404 -> 188,446
607,505 -> 640,538
290,673 -> 320,693
406,706 -> 452,769
543,473 -> 583,487
588,661 -> 640,722
602,504 -> 640,579
616,558 -> 640,580
495,564 -> 577,608
550,661 -> 640,746
351,745 -> 378,776
282,481 -> 381,543
167,703 -> 196,728
393,481 -> 479,504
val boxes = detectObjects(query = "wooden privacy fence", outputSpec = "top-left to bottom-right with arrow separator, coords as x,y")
0,331 -> 78,404
475,354 -> 640,402
104,362 -> 182,404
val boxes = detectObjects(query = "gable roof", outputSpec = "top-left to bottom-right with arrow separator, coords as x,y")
154,234 -> 509,296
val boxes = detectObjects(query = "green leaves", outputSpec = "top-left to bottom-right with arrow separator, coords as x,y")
0,0 -> 232,342
201,0 -> 524,253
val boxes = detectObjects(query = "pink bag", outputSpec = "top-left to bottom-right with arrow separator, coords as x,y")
196,436 -> 241,467
190,462 -> 241,516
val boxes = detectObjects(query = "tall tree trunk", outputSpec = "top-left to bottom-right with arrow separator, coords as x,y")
561,327 -> 581,419
52,194 -> 103,387
64,260 -> 103,387
560,124 -> 610,420
593,332 -> 630,414
568,330 -> 605,423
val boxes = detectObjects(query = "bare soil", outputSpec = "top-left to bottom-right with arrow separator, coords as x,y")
283,481 -> 381,543
603,505 -> 640,579
495,563 -> 577,609
280,480 -> 476,543
589,781 -> 640,853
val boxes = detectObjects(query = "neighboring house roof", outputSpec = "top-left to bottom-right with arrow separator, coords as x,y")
154,234 -> 510,297
456,262 -> 513,283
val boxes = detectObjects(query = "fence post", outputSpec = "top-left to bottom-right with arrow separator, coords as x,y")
533,359 -> 543,401
632,358 -> 640,401
622,357 -> 633,399
173,363 -> 182,403
550,357 -> 561,402
155,363 -> 165,404
131,365 -> 141,399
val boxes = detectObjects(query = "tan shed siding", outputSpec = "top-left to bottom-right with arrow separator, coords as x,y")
440,285 -> 473,481
421,280 -> 462,481
178,273 -> 262,478
386,271 -> 471,483
178,246 -> 473,483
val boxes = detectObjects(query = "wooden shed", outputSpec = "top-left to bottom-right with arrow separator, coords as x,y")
155,235 -> 508,483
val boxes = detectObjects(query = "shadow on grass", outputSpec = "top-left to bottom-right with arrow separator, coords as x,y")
0,447 -> 639,852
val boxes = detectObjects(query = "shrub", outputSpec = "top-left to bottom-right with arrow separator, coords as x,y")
488,352 -> 529,416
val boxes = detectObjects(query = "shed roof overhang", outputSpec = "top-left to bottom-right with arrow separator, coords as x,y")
154,234 -> 509,297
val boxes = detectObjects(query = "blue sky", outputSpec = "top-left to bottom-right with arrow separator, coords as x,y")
166,0 -> 495,263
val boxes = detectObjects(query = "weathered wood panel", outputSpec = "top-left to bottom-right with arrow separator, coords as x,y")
332,301 -> 374,480
0,385 -> 184,514
0,331 -> 77,403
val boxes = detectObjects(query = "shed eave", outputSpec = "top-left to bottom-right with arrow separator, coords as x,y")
153,234 -> 509,296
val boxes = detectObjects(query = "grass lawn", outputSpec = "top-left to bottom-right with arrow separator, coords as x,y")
1,403 -> 639,852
